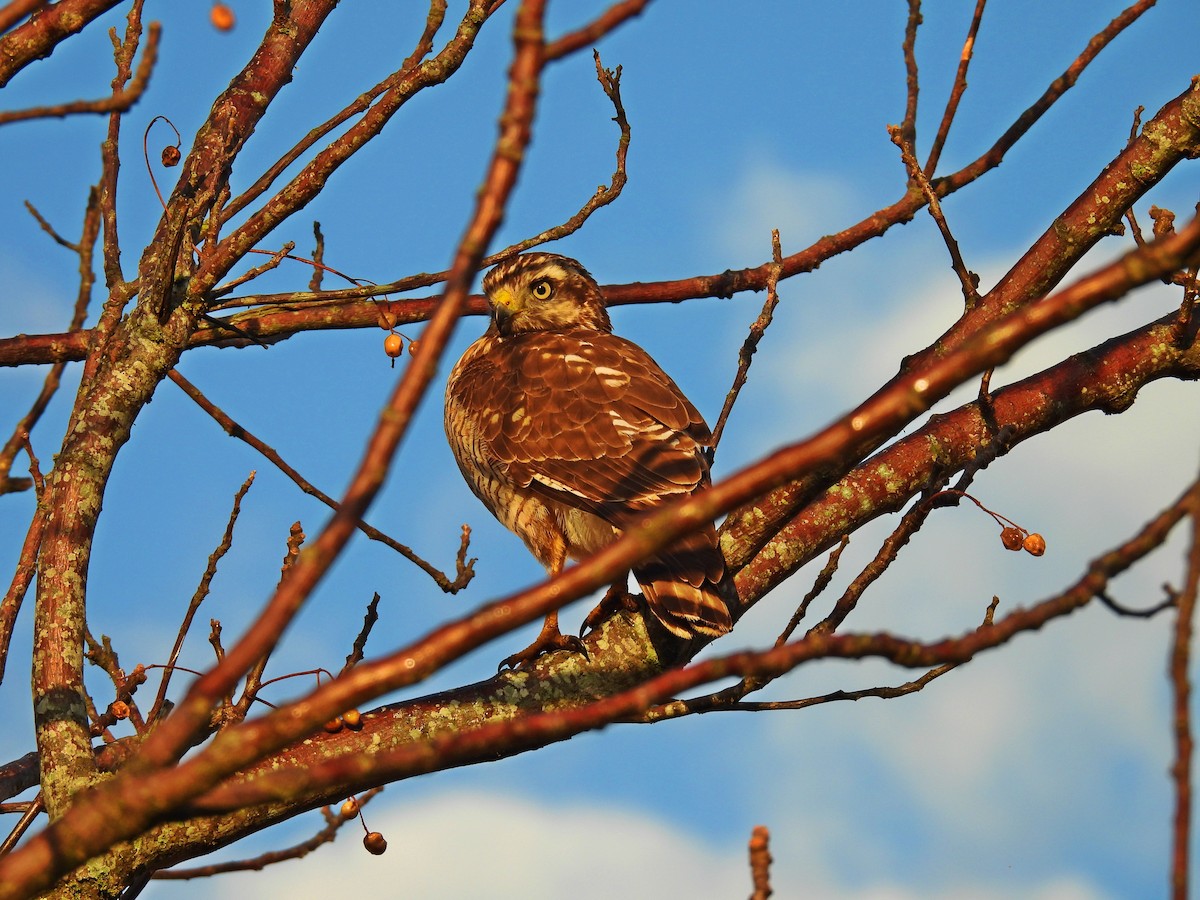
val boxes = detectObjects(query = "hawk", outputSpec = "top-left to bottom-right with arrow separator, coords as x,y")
444,252 -> 733,666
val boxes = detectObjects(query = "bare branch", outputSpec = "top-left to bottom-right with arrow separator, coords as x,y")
0,20 -> 158,124
0,0 -> 124,88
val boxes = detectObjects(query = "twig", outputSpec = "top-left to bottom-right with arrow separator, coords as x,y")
147,473 -> 256,724
1124,106 -> 1147,247
890,125 -> 980,307
543,0 -> 651,61
309,221 -> 326,292
210,47 -> 633,315
153,787 -> 384,879
730,598 -> 999,713
340,593 -> 382,676
1169,491 -> 1199,900
0,0 -> 127,89
0,794 -> 42,857
0,439 -> 44,681
234,523 -> 307,719
813,476 -> 958,636
898,0 -> 921,150
1095,588 -> 1174,618
1,189 -> 100,494
0,20 -> 158,124
210,241 -> 296,296
22,200 -> 79,250
168,370 -> 474,592
924,0 -> 987,175
779,536 -> 849,644
482,51 -> 631,262
219,1 -> 448,223
82,629 -> 149,738
710,230 -> 783,457
95,1 -> 149,294
748,825 -> 773,900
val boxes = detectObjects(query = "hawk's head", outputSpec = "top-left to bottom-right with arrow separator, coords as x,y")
482,253 -> 613,336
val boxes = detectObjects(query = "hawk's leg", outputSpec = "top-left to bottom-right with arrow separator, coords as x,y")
580,578 -> 639,636
497,548 -> 586,670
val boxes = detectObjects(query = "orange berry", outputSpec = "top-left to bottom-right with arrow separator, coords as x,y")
323,716 -> 343,733
383,333 -> 404,358
210,3 -> 235,31
340,797 -> 359,818
342,708 -> 362,729
160,145 -> 181,167
407,339 -> 419,356
1000,526 -> 1024,551
1023,533 -> 1046,556
363,831 -> 388,855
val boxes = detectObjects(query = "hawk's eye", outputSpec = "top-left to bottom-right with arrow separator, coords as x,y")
530,279 -> 554,301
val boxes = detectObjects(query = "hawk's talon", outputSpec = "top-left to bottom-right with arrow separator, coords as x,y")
497,612 -> 587,671
580,582 -> 639,636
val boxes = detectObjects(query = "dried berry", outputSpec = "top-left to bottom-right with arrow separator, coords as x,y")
342,708 -> 362,730
340,797 -> 359,818
1000,526 -> 1024,551
110,700 -> 130,720
1023,533 -> 1046,557
384,333 -> 403,358
363,831 -> 388,855
160,145 -> 181,167
323,716 -> 344,733
210,3 -> 235,31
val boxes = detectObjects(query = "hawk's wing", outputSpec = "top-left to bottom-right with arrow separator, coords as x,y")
450,329 -> 711,523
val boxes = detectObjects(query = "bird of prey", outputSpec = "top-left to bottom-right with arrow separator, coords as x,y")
444,252 -> 733,666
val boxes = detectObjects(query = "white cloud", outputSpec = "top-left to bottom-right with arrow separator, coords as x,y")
150,790 -> 1113,900
707,152 -> 857,266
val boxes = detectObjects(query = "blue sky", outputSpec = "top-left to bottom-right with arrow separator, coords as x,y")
2,2 -> 1200,897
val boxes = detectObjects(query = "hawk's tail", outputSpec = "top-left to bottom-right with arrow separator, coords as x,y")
635,525 -> 735,639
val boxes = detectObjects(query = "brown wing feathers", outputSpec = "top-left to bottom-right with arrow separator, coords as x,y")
444,253 -> 733,640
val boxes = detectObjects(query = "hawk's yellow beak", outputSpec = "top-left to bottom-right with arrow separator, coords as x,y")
490,287 -> 520,317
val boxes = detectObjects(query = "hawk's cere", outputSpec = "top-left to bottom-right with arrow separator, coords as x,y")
444,253 -> 734,663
